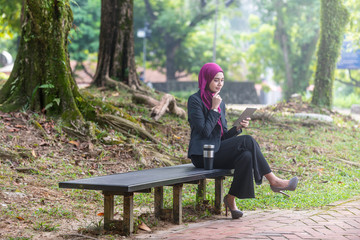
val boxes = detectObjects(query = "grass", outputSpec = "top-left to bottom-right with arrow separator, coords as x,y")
0,86 -> 359,238
334,92 -> 360,108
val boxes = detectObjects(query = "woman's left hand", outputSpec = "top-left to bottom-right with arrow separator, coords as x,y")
237,117 -> 251,130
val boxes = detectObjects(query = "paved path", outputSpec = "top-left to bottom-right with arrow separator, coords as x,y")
135,196 -> 360,240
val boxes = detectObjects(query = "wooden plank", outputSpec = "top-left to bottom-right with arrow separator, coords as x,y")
154,186 -> 163,218
173,184 -> 183,224
214,177 -> 224,214
103,189 -> 151,196
103,193 -> 114,230
59,164 -> 233,192
123,192 -> 134,235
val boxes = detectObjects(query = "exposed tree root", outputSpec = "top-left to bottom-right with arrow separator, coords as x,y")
98,114 -> 167,148
62,121 -> 97,142
133,93 -> 186,121
105,76 -> 147,93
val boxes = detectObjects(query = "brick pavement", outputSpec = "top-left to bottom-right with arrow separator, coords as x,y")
134,196 -> 360,240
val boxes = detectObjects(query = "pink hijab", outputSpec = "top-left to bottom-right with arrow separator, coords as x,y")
198,63 -> 223,135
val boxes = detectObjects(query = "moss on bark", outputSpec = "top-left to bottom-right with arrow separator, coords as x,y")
311,0 -> 349,107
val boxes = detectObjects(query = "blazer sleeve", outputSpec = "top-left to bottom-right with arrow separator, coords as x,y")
221,102 -> 242,140
188,94 -> 221,138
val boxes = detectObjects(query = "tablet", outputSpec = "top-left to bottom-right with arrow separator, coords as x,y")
233,107 -> 257,127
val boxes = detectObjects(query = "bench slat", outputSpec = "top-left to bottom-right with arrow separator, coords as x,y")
59,164 -> 233,192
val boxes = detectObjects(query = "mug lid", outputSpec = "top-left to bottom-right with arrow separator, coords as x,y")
203,144 -> 214,148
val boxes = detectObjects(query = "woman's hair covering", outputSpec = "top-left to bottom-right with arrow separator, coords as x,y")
198,62 -> 223,135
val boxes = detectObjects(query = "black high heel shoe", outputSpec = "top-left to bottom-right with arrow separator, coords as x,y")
270,177 -> 299,197
223,194 -> 243,219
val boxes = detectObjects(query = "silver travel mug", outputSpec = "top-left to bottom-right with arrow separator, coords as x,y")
203,144 -> 214,170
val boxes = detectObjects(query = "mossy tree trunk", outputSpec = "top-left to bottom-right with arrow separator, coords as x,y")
93,0 -> 140,89
0,0 -> 89,122
311,0 -> 349,107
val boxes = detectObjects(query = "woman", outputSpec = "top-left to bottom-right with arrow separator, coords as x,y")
187,63 -> 298,219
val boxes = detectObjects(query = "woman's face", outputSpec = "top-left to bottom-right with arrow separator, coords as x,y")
208,72 -> 224,93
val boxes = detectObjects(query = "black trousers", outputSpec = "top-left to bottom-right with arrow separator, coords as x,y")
190,135 -> 271,199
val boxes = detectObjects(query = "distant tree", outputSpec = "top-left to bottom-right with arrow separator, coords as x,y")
69,0 -> 100,77
312,0 -> 349,107
254,0 -> 320,99
139,0 -> 235,81
93,0 -> 140,89
0,0 -> 22,56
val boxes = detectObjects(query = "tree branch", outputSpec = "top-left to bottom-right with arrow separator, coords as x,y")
335,70 -> 360,88
336,78 -> 360,88
348,69 -> 360,87
144,0 -> 157,22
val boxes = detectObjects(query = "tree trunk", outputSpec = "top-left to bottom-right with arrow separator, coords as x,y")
275,0 -> 294,100
0,0 -> 84,121
311,0 -> 349,107
165,34 -> 180,81
293,32 -> 319,92
93,0 -> 140,89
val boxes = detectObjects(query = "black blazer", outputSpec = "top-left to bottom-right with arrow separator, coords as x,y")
187,90 -> 241,158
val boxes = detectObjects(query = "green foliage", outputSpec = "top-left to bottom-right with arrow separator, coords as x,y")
134,0 -> 241,79
68,0 -> 100,62
252,0 -> 320,97
0,0 -> 22,36
0,0 -> 22,57
243,18 -> 279,83
344,0 -> 360,46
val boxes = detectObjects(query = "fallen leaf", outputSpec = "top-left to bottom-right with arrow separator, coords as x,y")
69,141 -> 80,148
31,150 -> 37,158
39,141 -> 48,146
173,135 -> 181,140
138,222 -> 151,232
97,212 -> 104,216
16,216 -> 24,221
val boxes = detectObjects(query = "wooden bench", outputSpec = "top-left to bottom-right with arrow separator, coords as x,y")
59,164 -> 233,235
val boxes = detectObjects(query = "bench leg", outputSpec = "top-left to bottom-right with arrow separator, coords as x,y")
104,193 -> 114,230
173,183 -> 183,224
123,192 -> 134,235
154,186 -> 163,218
215,177 -> 225,214
196,179 -> 206,207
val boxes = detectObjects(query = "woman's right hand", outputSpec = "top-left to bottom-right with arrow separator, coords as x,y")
212,92 -> 222,110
